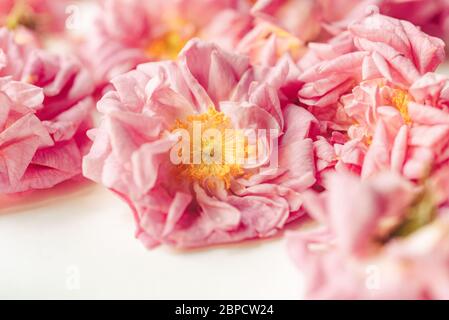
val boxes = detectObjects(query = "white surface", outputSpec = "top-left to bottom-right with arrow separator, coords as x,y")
0,183 -> 305,299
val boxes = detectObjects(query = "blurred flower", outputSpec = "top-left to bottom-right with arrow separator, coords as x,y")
83,39 -> 318,248
0,28 -> 94,194
288,169 -> 449,299
236,21 -> 305,66
82,0 -> 253,87
298,12 -> 445,108
0,0 -> 70,35
251,0 -> 321,41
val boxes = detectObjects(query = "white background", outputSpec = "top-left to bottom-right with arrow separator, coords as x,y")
0,182 -> 304,299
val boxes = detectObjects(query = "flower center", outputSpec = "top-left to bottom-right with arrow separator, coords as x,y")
171,108 -> 247,189
146,30 -> 189,60
391,89 -> 412,124
145,18 -> 195,60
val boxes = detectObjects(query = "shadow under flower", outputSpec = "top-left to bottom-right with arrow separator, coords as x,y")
162,215 -> 313,255
0,178 -> 95,214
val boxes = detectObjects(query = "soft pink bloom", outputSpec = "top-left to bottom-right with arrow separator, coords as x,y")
0,28 -> 94,194
310,72 -> 449,179
83,0 -> 253,87
83,39 -> 318,248
339,74 -> 449,179
297,13 -> 447,186
298,12 -> 445,108
288,169 -> 449,299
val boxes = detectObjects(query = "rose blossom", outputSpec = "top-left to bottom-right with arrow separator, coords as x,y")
288,169 -> 449,299
298,12 -> 445,108
0,28 -> 94,194
339,73 -> 449,179
286,6 -> 449,300
82,0 -> 253,87
83,39 -> 319,248
295,13 -> 449,182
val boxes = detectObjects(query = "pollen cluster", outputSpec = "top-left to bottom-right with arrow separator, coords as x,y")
172,108 -> 247,189
391,89 -> 412,125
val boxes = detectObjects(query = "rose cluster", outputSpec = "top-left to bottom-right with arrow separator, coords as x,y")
3,0 -> 449,299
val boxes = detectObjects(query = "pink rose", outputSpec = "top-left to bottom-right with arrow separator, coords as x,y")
335,73 -> 449,180
82,0 -> 252,87
297,13 -> 448,181
0,28 -> 94,194
298,12 -> 445,108
288,169 -> 449,299
83,39 -> 319,248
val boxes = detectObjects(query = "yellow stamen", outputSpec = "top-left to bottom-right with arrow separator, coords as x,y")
145,17 -> 195,60
391,89 -> 412,125
172,108 -> 247,189
364,134 -> 373,146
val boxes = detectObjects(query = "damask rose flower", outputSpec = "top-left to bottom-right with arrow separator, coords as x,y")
334,73 -> 449,179
0,28 -> 94,194
288,169 -> 449,299
83,0 -> 252,87
83,39 -> 318,248
298,12 -> 445,108
296,13 -> 448,181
